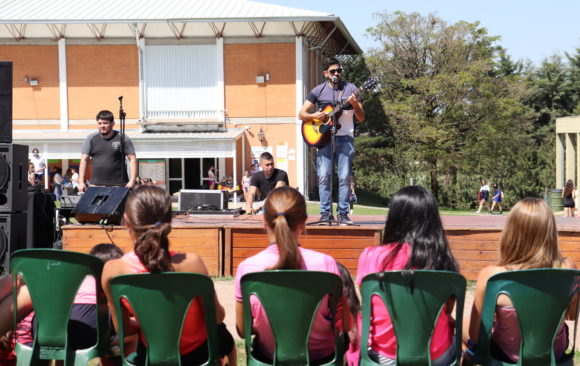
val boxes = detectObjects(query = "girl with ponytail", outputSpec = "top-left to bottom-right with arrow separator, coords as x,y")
234,186 -> 349,363
102,185 -> 236,365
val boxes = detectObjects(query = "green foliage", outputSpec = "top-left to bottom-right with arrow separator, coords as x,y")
342,11 -> 579,208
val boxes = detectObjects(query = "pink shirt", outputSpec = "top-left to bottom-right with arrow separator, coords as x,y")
356,245 -> 453,360
234,245 -> 342,361
492,306 -> 567,362
74,277 -> 98,304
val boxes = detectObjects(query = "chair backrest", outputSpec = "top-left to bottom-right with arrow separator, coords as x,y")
10,248 -> 109,364
359,270 -> 466,366
110,272 -> 219,366
240,270 -> 344,365
474,269 -> 579,366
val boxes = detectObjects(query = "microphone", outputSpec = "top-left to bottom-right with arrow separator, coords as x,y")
118,96 -> 123,101
331,76 -> 339,84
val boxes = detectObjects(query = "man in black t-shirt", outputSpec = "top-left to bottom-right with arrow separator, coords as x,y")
245,152 -> 289,214
78,110 -> 137,192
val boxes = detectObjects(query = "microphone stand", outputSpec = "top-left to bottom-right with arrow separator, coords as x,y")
118,96 -> 126,187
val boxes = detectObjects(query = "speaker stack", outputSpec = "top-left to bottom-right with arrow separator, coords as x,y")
0,62 -> 28,276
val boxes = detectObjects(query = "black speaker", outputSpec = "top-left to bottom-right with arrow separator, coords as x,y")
179,189 -> 228,211
72,186 -> 130,225
0,144 -> 28,213
0,62 -> 12,143
26,186 -> 56,249
0,212 -> 27,276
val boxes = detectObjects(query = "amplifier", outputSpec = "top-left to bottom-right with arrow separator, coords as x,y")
179,189 -> 228,211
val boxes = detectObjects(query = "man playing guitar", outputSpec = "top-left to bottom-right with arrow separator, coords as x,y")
298,56 -> 365,225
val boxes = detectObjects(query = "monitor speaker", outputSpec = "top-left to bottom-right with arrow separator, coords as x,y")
179,189 -> 228,211
0,144 -> 28,213
72,186 -> 130,225
0,62 -> 12,144
0,212 -> 27,276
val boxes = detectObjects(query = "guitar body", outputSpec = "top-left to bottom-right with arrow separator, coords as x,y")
300,77 -> 377,147
301,104 -> 341,147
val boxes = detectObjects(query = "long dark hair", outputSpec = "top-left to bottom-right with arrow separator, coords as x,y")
123,186 -> 173,273
263,187 -> 307,270
336,262 -> 360,346
381,186 -> 458,272
564,179 -> 574,197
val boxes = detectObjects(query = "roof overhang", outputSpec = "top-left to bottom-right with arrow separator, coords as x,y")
0,0 -> 361,55
14,129 -> 245,159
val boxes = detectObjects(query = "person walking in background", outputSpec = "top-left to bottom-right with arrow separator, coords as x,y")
27,162 -> 35,186
52,167 -> 63,201
562,179 -> 576,218
476,179 -> 490,214
490,183 -> 504,214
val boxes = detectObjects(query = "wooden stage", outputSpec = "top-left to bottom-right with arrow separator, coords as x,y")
62,214 -> 580,281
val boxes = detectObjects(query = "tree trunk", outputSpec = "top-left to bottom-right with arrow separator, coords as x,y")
429,160 -> 439,201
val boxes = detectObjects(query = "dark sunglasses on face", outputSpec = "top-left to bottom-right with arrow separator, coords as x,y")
328,68 -> 343,75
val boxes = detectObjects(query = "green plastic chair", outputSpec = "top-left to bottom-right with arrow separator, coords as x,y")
359,270 -> 466,366
10,248 -> 112,366
470,269 -> 579,366
240,270 -> 344,365
110,272 -> 220,366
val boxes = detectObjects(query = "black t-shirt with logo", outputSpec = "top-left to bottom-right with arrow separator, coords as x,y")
250,168 -> 289,201
81,130 -> 135,186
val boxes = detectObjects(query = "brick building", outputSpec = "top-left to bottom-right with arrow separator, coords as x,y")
0,0 -> 361,197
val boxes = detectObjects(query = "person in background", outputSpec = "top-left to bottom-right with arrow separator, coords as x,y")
241,170 -> 252,202
52,167 -> 63,201
208,166 -> 216,190
476,179 -> 490,214
561,179 -> 576,218
27,162 -> 35,186
30,148 -> 46,186
490,183 -> 504,214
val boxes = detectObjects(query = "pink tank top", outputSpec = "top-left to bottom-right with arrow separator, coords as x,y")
356,245 -> 453,360
492,306 -> 567,362
121,251 -> 207,354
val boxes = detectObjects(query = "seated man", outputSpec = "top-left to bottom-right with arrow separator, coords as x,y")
245,152 -> 289,214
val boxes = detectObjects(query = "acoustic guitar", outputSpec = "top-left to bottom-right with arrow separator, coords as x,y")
301,78 -> 377,147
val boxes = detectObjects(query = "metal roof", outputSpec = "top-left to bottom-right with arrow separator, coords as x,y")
0,0 -> 361,54
0,0 -> 330,23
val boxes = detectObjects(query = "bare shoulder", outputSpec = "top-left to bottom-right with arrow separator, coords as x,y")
102,257 -> 130,279
562,257 -> 577,270
172,252 -> 208,275
476,265 -> 505,286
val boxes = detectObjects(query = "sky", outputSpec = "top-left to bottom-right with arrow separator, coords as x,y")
261,0 -> 580,66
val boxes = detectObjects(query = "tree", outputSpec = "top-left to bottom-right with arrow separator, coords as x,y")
364,12 -> 528,200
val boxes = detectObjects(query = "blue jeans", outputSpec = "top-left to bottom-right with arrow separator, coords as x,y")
317,135 -> 354,216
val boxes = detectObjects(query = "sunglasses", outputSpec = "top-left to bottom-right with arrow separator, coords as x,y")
328,68 -> 343,75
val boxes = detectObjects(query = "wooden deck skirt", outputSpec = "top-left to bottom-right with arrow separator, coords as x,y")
62,215 -> 580,280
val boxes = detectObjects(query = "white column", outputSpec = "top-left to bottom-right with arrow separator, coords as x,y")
295,37 -> 305,193
216,37 -> 225,123
58,38 -> 68,132
565,133 -> 575,185
137,37 -> 146,122
556,134 -> 564,188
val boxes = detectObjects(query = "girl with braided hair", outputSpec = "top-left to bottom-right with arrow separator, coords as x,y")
101,185 -> 235,365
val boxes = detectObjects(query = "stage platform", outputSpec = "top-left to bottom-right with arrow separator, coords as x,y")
62,214 -> 580,280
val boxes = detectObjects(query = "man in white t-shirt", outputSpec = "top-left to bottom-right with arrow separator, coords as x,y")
30,148 -> 46,185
